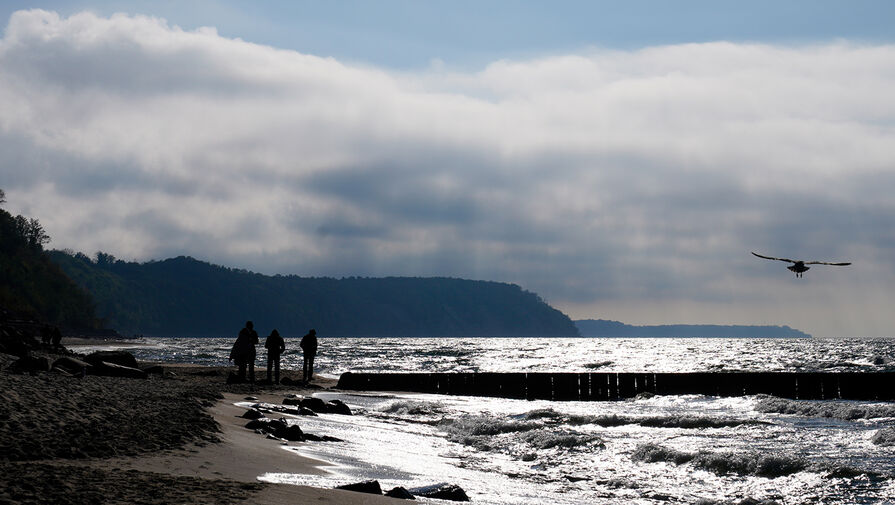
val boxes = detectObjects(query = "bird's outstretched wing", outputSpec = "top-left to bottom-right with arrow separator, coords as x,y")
752,252 -> 796,263
804,261 -> 852,266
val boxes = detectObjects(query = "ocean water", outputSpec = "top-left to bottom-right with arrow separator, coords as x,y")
83,337 -> 895,504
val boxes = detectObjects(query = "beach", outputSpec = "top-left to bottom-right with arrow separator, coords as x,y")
0,357 -> 404,505
4,337 -> 895,504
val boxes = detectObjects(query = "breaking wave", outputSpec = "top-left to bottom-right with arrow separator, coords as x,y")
631,443 -> 808,477
519,408 -> 766,429
755,397 -> 895,420
519,429 -> 604,450
872,427 -> 895,446
695,499 -> 782,505
631,443 -> 889,480
631,443 -> 806,477
379,400 -> 446,416
437,415 -> 602,453
439,415 -> 540,438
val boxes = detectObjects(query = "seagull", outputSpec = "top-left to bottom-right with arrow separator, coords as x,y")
752,252 -> 851,278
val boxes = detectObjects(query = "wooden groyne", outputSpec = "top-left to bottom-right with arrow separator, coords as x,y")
336,372 -> 895,401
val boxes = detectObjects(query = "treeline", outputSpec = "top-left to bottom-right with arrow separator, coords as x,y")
48,251 -> 580,337
575,319 -> 810,338
0,189 -> 98,328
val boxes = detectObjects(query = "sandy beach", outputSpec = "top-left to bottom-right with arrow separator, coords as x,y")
0,358 -> 405,505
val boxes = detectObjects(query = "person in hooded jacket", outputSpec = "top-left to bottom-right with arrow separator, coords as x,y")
229,320 -> 259,383
299,328 -> 317,382
265,329 -> 286,384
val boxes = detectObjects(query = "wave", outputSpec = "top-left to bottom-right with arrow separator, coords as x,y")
439,415 -> 540,438
631,443 -> 805,477
519,430 -> 604,450
519,408 -> 767,429
379,400 -> 446,416
872,427 -> 895,446
755,397 -> 895,420
695,499 -> 783,505
437,415 -> 602,453
632,443 -> 890,480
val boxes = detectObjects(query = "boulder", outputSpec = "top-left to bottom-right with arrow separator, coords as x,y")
52,356 -> 90,376
93,361 -> 147,379
277,424 -> 304,442
245,418 -> 270,431
385,487 -> 415,500
302,433 -> 343,442
300,397 -> 328,413
11,354 -> 51,373
252,402 -> 303,416
327,399 -> 353,415
336,480 -> 382,495
244,417 -> 306,441
410,483 -> 470,502
283,397 -> 303,406
266,418 -> 289,434
84,350 -> 138,369
242,408 -> 264,419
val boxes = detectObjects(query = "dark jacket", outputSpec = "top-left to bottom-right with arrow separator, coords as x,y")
265,331 -> 286,355
300,331 -> 318,355
230,326 -> 259,363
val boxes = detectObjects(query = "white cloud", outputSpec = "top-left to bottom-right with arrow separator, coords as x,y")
2,9 -> 895,336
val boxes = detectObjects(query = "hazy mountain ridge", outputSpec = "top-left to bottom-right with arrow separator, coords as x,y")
575,319 -> 811,338
48,251 -> 580,337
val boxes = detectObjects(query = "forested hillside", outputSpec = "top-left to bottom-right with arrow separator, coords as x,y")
0,189 -> 97,329
575,319 -> 810,338
49,251 -> 580,337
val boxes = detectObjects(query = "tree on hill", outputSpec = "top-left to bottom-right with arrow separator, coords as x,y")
0,189 -> 98,329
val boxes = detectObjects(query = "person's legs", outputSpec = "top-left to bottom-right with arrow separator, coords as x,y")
302,355 -> 309,382
274,358 -> 280,384
248,360 -> 255,384
237,362 -> 246,380
267,355 -> 274,382
308,355 -> 315,380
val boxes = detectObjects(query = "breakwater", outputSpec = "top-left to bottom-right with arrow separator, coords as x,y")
336,372 -> 895,401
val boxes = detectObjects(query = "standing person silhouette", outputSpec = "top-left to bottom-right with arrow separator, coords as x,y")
300,328 -> 318,382
229,320 -> 259,383
264,329 -> 286,385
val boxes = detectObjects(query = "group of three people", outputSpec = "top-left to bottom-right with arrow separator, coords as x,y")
228,321 -> 317,385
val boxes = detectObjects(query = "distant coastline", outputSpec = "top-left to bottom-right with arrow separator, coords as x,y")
574,319 -> 811,338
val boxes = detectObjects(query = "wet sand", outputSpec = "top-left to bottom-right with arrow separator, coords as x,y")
0,362 -> 403,505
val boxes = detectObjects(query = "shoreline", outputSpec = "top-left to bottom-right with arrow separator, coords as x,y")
0,358 -> 404,505
61,336 -> 154,347
98,388 -> 403,505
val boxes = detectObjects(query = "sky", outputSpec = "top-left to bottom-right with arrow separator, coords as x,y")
1,2 -> 895,337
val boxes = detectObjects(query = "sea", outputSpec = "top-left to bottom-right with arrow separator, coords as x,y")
78,337 -> 895,504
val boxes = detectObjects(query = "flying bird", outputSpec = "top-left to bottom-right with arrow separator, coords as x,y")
752,252 -> 851,278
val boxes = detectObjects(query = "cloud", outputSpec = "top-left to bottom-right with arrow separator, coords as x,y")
2,9 -> 895,336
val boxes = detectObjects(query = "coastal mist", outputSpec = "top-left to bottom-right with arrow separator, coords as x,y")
94,337 -> 895,504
